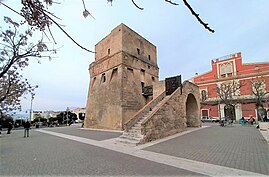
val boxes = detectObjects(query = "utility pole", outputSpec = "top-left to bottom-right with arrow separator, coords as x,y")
29,94 -> 34,122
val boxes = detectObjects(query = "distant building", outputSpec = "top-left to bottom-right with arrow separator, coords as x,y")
192,52 -> 269,121
31,108 -> 86,122
32,111 -> 61,121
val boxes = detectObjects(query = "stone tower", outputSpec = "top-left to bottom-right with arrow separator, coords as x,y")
85,24 -> 159,130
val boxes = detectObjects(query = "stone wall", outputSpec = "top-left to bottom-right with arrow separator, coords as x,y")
85,62 -> 123,130
181,81 -> 201,127
141,81 -> 201,143
124,91 -> 166,131
153,80 -> 165,99
85,24 -> 159,130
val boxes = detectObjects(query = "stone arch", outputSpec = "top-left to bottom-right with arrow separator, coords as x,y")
186,93 -> 200,127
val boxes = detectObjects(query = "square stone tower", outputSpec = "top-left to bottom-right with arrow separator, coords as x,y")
85,24 -> 159,130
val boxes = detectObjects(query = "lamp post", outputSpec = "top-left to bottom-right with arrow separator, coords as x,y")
29,94 -> 34,122
66,107 -> 69,126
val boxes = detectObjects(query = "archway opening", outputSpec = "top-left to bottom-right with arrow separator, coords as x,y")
224,104 -> 236,120
186,93 -> 199,127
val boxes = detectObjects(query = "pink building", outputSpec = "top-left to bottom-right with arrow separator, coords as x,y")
192,52 -> 269,121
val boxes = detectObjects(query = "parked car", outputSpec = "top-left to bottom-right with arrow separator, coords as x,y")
201,116 -> 218,123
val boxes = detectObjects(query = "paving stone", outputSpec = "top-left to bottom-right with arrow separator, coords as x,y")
144,125 -> 269,175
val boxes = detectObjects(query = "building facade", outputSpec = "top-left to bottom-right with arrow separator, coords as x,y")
32,111 -> 60,121
192,52 -> 269,122
85,24 -> 159,130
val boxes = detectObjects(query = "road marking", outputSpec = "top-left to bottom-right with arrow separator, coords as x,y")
36,129 -> 267,177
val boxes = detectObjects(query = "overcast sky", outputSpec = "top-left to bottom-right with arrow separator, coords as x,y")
1,0 -> 269,113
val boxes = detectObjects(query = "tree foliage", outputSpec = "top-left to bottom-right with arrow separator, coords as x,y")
251,78 -> 268,108
55,111 -> 77,124
0,17 -> 55,114
215,80 -> 242,107
214,80 -> 243,120
251,77 -> 268,120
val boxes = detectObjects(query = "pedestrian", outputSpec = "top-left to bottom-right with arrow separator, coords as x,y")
219,120 -> 225,127
24,121 -> 31,137
240,117 -> 246,126
249,116 -> 254,125
7,122 -> 13,134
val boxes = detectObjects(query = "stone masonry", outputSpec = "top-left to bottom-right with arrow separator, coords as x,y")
85,24 -> 201,143
118,81 -> 201,144
141,81 -> 201,143
85,24 -> 159,130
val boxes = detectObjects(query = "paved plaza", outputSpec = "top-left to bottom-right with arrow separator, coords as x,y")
0,123 -> 268,176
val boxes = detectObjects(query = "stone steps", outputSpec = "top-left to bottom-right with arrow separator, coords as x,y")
117,95 -> 170,145
116,134 -> 143,145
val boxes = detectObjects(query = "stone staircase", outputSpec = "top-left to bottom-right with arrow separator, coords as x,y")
117,96 -> 170,145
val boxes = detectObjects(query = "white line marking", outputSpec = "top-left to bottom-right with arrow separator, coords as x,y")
135,126 -> 209,149
36,129 -> 267,177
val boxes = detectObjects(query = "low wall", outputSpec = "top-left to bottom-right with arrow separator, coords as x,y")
141,88 -> 187,143
140,81 -> 201,144
124,91 -> 166,131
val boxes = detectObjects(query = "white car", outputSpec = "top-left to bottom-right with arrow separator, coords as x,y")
201,116 -> 218,123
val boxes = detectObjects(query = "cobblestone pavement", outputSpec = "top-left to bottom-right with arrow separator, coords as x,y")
144,124 -> 269,175
0,128 -> 204,177
1,123 -> 268,176
42,125 -> 122,141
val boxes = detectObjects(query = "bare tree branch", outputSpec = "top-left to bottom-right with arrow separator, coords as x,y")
182,0 -> 215,33
131,0 -> 144,10
252,78 -> 268,107
1,1 -> 94,53
0,19 -> 47,113
44,13 -> 95,53
165,0 -> 179,6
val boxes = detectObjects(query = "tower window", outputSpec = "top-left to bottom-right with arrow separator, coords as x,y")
148,55 -> 151,60
201,90 -> 207,102
110,68 -> 118,81
108,48 -> 110,55
101,73 -> 106,83
127,67 -> 133,71
137,48 -> 140,55
141,82 -> 144,92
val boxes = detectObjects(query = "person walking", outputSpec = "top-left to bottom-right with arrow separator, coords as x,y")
7,122 -> 13,134
24,121 -> 31,137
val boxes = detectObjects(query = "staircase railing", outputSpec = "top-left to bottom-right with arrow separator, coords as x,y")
123,91 -> 166,131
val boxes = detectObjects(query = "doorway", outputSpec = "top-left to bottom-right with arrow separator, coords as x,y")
224,104 -> 236,120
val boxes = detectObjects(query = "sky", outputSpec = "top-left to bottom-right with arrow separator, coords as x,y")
1,0 -> 269,114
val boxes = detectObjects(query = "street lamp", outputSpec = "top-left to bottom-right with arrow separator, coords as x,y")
66,107 -> 69,126
29,94 -> 34,122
